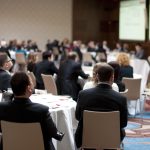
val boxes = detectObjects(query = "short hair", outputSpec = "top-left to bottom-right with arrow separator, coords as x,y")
42,51 -> 52,60
135,43 -> 142,47
96,63 -> 114,82
11,72 -> 30,96
68,52 -> 77,60
0,53 -> 9,67
108,61 -> 120,81
117,52 -> 130,66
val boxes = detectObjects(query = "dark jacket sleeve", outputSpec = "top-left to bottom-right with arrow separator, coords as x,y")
50,62 -> 58,75
75,91 -> 83,121
120,96 -> 128,128
75,63 -> 89,79
2,73 -> 11,91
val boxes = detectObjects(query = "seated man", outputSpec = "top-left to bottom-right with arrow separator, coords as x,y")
0,53 -> 13,91
0,72 -> 64,150
75,63 -> 128,149
34,51 -> 58,89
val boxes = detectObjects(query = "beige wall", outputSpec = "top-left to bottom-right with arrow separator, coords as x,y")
0,0 -> 72,49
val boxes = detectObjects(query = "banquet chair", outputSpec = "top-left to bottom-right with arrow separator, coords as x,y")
15,53 -> 27,71
27,71 -> 36,88
41,74 -> 58,95
1,121 -> 44,150
82,53 -> 93,66
36,52 -> 43,62
120,89 -> 128,97
81,110 -> 121,150
15,53 -> 26,64
147,56 -> 150,64
96,52 -> 107,62
122,77 -> 142,116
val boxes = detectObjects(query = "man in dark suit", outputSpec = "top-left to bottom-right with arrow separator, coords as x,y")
0,53 -> 13,91
56,52 -> 89,101
75,63 -> 128,148
34,51 -> 58,89
0,72 -> 64,150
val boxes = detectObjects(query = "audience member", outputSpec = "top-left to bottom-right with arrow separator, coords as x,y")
75,63 -> 128,148
56,52 -> 89,101
0,72 -> 64,150
108,61 -> 125,92
135,43 -> 145,59
27,53 -> 37,72
83,62 -> 119,92
34,51 -> 58,89
72,41 -> 83,63
87,41 -> 96,52
0,53 -> 13,91
114,42 -> 123,52
102,40 -> 110,53
0,40 -> 11,58
123,43 -> 129,52
46,39 -> 53,51
16,44 -> 27,57
117,53 -> 133,81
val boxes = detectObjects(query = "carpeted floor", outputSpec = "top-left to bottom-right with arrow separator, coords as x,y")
123,112 -> 150,150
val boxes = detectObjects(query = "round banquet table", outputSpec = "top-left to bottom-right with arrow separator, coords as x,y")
30,93 -> 78,150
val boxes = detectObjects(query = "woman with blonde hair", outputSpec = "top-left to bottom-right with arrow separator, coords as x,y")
117,52 -> 133,81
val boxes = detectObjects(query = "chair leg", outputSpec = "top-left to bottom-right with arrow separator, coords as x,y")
134,100 -> 138,118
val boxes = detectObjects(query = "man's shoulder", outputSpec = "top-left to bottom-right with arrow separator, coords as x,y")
29,102 -> 49,112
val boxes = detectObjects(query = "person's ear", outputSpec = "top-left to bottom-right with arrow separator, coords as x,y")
27,85 -> 32,93
110,74 -> 114,84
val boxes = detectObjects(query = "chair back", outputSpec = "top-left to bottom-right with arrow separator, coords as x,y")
35,52 -> 43,62
96,52 -> 107,62
41,74 -> 57,95
120,89 -> 128,97
83,53 -> 93,65
82,110 -> 120,149
122,77 -> 141,100
1,121 -> 45,150
15,53 -> 26,64
28,71 -> 36,88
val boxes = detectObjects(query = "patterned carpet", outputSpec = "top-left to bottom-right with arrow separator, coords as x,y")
123,112 -> 150,150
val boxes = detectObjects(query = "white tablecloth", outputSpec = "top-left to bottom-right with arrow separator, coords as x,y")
30,94 -> 77,150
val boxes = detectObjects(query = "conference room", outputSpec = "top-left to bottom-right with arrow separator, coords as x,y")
0,0 -> 150,150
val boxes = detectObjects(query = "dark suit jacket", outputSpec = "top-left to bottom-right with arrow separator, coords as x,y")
34,60 -> 58,89
75,83 -> 128,148
0,69 -> 11,91
119,65 -> 133,81
56,59 -> 88,101
0,98 -> 59,150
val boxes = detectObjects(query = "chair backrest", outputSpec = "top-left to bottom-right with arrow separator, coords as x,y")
28,71 -> 36,88
122,77 -> 141,100
82,110 -> 120,149
147,56 -> 150,64
15,53 -> 26,64
41,74 -> 57,95
96,52 -> 107,62
35,52 -> 43,62
120,88 -> 128,97
83,53 -> 93,64
1,121 -> 45,150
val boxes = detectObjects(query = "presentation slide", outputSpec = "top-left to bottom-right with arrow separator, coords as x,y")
119,0 -> 146,41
